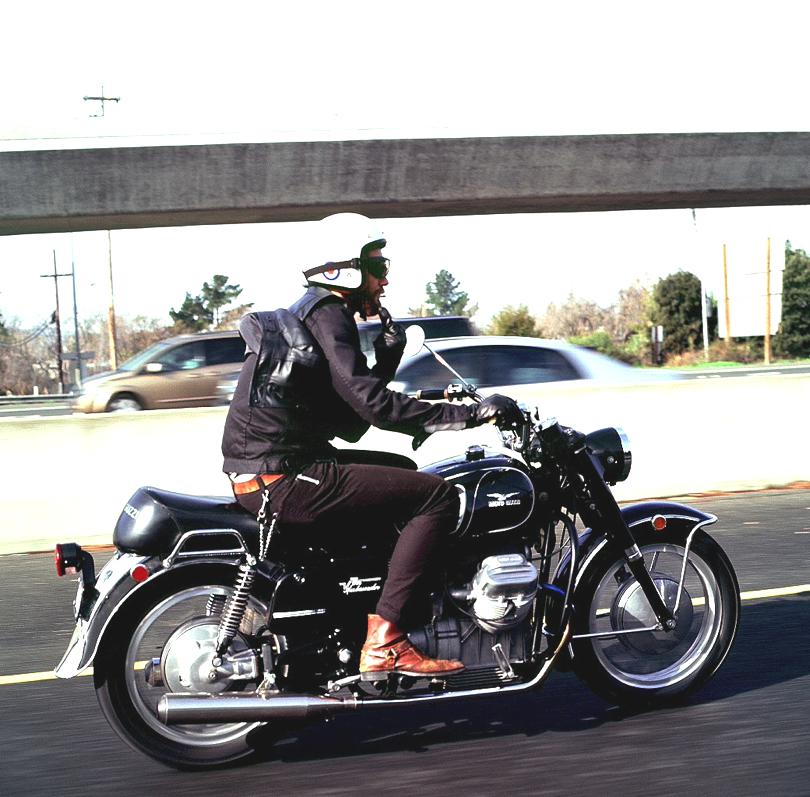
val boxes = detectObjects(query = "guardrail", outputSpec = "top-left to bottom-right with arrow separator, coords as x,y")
0,394 -> 73,404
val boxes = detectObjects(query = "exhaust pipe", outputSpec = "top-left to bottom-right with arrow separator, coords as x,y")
157,692 -> 356,725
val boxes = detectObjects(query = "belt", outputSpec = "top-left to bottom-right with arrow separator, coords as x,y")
232,473 -> 285,495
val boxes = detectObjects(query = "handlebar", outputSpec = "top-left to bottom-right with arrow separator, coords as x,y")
412,383 -> 480,402
413,388 -> 450,401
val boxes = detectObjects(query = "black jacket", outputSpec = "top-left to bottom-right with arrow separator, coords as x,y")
221,287 -> 473,474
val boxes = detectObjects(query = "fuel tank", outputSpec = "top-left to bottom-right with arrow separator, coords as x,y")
422,446 -> 535,538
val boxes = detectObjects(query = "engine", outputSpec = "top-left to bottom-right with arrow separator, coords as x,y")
467,553 -> 539,633
407,553 -> 539,675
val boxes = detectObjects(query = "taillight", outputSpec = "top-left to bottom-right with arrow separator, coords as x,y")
54,543 -> 82,577
651,515 -> 668,532
54,542 -> 96,587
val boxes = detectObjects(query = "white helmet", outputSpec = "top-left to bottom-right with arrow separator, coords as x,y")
303,212 -> 387,292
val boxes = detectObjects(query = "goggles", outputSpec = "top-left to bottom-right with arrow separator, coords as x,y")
361,256 -> 390,280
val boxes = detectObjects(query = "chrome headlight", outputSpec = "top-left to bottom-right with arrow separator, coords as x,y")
585,427 -> 632,483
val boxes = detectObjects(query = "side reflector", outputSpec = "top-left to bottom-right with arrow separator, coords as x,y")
651,515 -> 667,532
130,564 -> 151,583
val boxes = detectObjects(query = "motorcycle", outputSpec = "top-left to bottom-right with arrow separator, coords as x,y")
53,330 -> 740,769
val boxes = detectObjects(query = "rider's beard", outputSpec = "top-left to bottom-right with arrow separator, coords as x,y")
362,293 -> 381,319
349,289 -> 381,320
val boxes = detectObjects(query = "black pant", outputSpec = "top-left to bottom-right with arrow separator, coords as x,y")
234,461 -> 459,625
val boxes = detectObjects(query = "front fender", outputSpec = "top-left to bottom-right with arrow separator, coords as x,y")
54,554 -> 253,679
552,500 -> 718,594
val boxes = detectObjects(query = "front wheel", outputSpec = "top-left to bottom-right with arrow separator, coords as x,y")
107,393 -> 143,412
570,528 -> 740,707
93,569 -> 275,769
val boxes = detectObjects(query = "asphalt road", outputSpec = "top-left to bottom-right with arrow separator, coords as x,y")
1,490 -> 809,796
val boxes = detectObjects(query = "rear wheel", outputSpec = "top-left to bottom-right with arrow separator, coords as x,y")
571,529 -> 739,707
94,571 -> 275,769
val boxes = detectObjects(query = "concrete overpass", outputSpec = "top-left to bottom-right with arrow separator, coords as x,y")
1,132 -> 809,235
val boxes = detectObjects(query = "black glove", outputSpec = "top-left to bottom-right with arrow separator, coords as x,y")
469,394 -> 524,429
374,307 -> 407,354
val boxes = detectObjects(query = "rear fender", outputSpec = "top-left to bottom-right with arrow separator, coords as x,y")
55,554 -> 274,679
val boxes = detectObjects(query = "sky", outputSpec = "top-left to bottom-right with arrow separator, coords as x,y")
1,0 -> 807,333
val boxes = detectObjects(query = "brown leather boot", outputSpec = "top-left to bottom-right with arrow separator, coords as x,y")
359,614 -> 465,680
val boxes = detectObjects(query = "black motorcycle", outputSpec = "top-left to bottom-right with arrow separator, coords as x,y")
54,338 -> 740,769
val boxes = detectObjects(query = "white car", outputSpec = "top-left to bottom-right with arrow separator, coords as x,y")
389,336 -> 679,394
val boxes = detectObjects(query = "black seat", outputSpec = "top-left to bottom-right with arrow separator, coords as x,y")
114,486 -> 260,556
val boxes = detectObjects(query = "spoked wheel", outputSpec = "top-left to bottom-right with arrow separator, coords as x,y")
571,529 -> 739,707
94,571 -> 276,769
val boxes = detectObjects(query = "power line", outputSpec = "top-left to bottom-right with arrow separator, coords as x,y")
0,319 -> 52,348
40,253 -> 70,393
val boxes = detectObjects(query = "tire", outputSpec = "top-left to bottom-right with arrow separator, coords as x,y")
94,568 -> 275,769
570,528 -> 740,708
107,394 -> 143,412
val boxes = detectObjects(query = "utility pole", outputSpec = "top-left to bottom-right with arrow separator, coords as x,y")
41,251 -> 71,393
764,237 -> 772,365
70,260 -> 84,383
722,243 -> 731,343
107,230 -> 118,369
692,209 -> 710,361
82,85 -> 120,117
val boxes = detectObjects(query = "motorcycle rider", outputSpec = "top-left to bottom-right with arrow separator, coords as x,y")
221,212 -> 523,679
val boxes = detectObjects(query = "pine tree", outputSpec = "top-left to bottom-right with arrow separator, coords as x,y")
415,270 -> 478,317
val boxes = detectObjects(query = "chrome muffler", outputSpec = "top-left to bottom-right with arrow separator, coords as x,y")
157,693 -> 356,725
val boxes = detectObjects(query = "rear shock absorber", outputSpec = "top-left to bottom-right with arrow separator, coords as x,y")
215,556 -> 257,656
206,594 -> 227,616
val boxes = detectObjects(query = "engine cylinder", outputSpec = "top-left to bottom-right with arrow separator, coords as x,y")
469,553 -> 538,633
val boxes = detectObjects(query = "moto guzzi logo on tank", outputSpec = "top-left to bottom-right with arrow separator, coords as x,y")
487,491 -> 521,508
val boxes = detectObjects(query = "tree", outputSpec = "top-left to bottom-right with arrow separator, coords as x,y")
169,292 -> 211,332
201,275 -> 246,327
170,274 -> 250,332
775,241 -> 810,358
536,294 -> 611,339
487,305 -> 538,336
413,270 -> 478,317
73,313 -> 171,371
0,316 -> 62,394
651,271 -> 704,356
606,282 -> 654,342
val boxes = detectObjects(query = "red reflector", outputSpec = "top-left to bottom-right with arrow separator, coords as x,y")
130,564 -> 150,583
54,545 -> 65,577
129,565 -> 152,584
652,515 -> 667,531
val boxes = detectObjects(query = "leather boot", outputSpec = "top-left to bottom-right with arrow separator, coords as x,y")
359,614 -> 465,679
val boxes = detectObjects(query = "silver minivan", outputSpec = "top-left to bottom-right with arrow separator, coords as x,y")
74,331 -> 245,412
